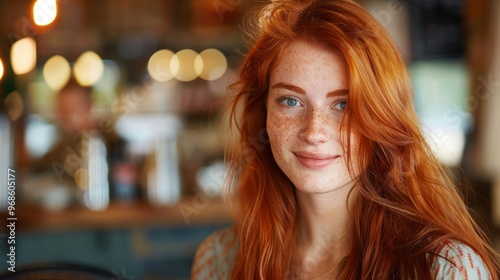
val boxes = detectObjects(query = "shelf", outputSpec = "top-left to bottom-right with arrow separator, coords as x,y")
9,196 -> 233,233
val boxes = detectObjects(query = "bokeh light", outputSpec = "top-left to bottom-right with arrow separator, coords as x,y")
0,57 -> 4,81
33,0 -> 58,26
196,49 -> 227,81
43,55 -> 71,91
3,91 -> 24,121
75,168 -> 89,190
73,51 -> 104,86
170,49 -> 199,82
11,37 -> 37,75
148,49 -> 175,82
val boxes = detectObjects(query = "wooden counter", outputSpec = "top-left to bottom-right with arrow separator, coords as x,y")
8,196 -> 233,233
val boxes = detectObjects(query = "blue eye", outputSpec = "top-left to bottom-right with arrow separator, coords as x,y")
286,98 -> 298,107
279,96 -> 301,107
334,101 -> 347,111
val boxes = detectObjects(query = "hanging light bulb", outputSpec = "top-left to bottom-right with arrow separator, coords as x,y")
0,57 -> 4,81
33,0 -> 58,26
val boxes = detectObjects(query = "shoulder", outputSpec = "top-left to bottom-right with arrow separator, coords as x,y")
432,241 -> 492,280
191,226 -> 238,280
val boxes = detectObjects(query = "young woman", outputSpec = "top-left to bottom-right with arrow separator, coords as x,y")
192,0 -> 499,279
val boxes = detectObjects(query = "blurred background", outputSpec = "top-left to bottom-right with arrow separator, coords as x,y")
0,0 -> 499,279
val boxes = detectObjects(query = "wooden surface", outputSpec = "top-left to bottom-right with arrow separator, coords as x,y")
10,196 -> 233,233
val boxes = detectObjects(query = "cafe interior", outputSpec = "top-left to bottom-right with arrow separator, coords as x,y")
0,0 -> 499,279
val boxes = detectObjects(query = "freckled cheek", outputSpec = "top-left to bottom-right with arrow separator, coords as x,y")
266,113 -> 302,149
266,114 -> 295,171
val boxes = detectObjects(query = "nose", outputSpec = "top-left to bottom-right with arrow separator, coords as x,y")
299,108 -> 332,145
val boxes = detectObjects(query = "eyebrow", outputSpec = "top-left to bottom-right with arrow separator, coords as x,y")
270,82 -> 348,97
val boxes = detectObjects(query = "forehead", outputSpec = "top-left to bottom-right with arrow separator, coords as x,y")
270,40 -> 348,87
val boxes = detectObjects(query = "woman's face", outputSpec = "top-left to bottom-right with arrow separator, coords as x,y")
266,40 -> 358,194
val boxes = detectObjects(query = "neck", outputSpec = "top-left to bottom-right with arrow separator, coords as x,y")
295,184 -> 358,259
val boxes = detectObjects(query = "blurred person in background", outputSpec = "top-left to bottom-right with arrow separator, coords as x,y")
192,0 -> 500,279
31,80 -> 97,175
30,79 -> 119,204
32,79 -> 98,174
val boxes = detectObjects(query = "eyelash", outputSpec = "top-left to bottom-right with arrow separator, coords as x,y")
334,100 -> 347,111
276,95 -> 347,111
277,95 -> 302,107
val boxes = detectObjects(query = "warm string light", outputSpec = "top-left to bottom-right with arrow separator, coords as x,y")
0,57 -> 4,81
33,0 -> 58,26
19,47 -> 225,89
197,49 -> 227,81
11,37 -> 36,75
41,52 -> 118,101
148,50 -> 176,82
171,49 -> 199,82
147,48 -> 227,82
73,51 -> 104,87
43,55 -> 71,90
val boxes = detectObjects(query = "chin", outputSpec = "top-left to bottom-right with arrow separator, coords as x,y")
293,183 -> 337,194
292,178 -> 356,195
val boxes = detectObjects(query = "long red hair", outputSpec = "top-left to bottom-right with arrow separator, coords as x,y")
224,0 -> 499,279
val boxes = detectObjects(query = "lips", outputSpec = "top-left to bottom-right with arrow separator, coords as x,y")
293,151 -> 339,169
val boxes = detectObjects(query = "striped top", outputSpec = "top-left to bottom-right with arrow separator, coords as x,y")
191,227 -> 492,279
432,240 -> 492,280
